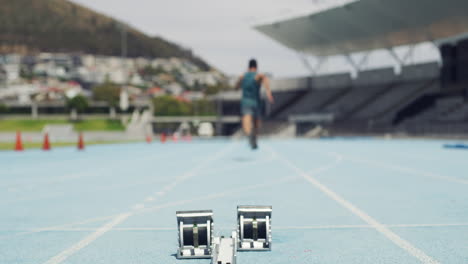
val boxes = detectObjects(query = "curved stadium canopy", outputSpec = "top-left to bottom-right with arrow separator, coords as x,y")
255,0 -> 468,56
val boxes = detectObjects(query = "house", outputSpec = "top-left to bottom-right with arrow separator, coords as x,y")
182,91 -> 205,101
166,83 -> 184,96
129,73 -> 144,86
2,64 -> 20,83
147,87 -> 166,97
0,66 -> 6,87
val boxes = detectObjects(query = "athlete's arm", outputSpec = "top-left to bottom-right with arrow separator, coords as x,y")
258,74 -> 274,104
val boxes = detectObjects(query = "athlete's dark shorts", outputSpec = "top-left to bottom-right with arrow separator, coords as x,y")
241,104 -> 260,117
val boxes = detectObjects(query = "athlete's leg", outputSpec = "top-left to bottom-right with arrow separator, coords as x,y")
255,119 -> 261,131
250,112 -> 260,150
242,114 -> 253,135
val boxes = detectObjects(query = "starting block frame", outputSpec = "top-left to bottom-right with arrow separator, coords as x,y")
237,205 -> 272,251
211,231 -> 238,264
176,210 -> 214,259
175,206 -> 272,262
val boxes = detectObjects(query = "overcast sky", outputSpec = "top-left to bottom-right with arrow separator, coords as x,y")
70,0 -> 439,78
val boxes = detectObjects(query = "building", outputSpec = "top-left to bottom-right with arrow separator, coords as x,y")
0,66 -> 6,87
215,0 -> 468,136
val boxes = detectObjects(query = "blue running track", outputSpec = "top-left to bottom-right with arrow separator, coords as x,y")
0,138 -> 467,264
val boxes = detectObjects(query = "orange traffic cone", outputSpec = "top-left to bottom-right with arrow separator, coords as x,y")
146,134 -> 152,143
14,131 -> 24,151
77,132 -> 85,150
160,133 -> 166,143
42,133 -> 51,151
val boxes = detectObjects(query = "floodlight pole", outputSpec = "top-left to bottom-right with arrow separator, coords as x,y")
119,23 -> 130,113
216,96 -> 223,136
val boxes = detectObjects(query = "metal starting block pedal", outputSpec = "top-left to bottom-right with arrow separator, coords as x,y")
237,206 -> 272,251
176,210 -> 214,259
211,231 -> 237,264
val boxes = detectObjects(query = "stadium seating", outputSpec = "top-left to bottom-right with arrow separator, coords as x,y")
271,77 -> 310,91
354,68 -> 396,86
400,62 -> 440,82
350,80 -> 439,122
269,64 -> 442,127
274,72 -> 352,119
398,95 -> 467,126
268,90 -> 308,118
440,103 -> 468,121
310,73 -> 352,89
276,88 -> 345,119
322,85 -> 389,119
435,97 -> 466,121
223,60 -> 468,135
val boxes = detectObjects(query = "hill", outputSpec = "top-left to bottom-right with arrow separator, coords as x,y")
0,0 -> 210,70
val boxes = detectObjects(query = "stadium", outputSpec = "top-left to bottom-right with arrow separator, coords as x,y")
217,0 -> 468,138
1,0 -> 467,264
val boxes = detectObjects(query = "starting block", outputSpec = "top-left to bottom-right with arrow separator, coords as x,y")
175,206 -> 272,262
211,231 -> 238,264
176,210 -> 214,259
237,206 -> 272,251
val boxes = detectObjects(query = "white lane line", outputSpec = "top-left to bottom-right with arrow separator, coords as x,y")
275,223 -> 468,230
308,152 -> 343,174
14,222 -> 468,232
0,214 -> 119,239
337,153 -> 468,185
139,175 -> 300,214
43,213 -> 132,264
2,147 -> 202,189
201,155 -> 275,176
10,145 -> 234,237
132,204 -> 145,210
42,142 -> 236,264
12,172 -> 298,241
8,175 -> 298,237
390,223 -> 468,228
269,147 -> 440,264
28,227 -> 177,232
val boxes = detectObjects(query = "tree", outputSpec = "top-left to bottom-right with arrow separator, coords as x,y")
93,82 -> 121,107
191,99 -> 216,116
0,103 -> 8,113
141,65 -> 165,77
152,96 -> 191,116
20,66 -> 33,80
66,95 -> 89,113
205,82 -> 231,95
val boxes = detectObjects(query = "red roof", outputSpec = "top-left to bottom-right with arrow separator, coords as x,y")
147,87 -> 162,95
175,96 -> 189,103
46,87 -> 62,92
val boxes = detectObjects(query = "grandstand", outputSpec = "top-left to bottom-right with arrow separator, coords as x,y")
218,0 -> 468,137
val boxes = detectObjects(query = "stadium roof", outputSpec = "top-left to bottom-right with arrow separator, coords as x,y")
255,0 -> 468,56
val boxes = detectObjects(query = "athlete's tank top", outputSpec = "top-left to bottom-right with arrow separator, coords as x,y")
241,72 -> 261,107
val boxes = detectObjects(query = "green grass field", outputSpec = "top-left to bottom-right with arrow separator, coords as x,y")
0,119 -> 125,132
0,140 -> 138,150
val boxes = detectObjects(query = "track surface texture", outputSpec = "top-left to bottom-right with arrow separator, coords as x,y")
1,138 -> 467,264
